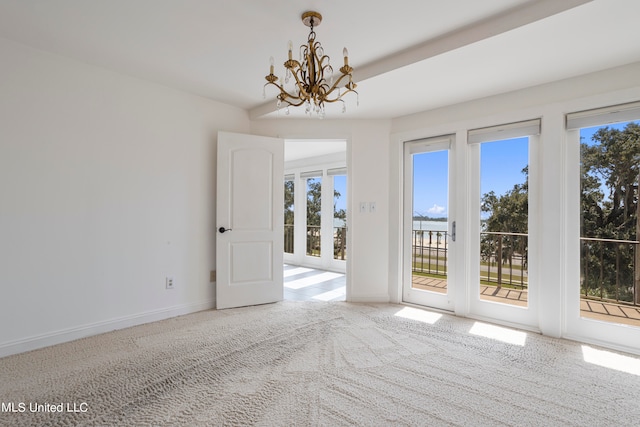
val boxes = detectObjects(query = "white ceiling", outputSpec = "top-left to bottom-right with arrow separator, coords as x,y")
0,0 -> 639,121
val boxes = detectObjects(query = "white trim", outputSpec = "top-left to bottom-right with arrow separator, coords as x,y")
349,293 -> 390,303
300,170 -> 323,178
406,134 -> 453,153
0,300 -> 215,358
402,134 -> 456,311
566,100 -> 640,130
467,128 -> 538,329
327,167 -> 347,176
468,119 -> 541,144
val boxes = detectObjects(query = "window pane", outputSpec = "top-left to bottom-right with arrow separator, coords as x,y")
479,137 -> 529,307
580,120 -> 640,326
306,177 -> 321,257
333,175 -> 347,260
284,178 -> 294,254
411,150 -> 449,294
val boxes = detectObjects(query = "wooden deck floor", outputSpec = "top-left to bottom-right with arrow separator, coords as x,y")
412,274 -> 640,327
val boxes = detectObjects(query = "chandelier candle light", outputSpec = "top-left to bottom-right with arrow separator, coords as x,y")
264,11 -> 358,117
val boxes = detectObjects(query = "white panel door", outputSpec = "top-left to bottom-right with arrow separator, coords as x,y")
216,131 -> 284,309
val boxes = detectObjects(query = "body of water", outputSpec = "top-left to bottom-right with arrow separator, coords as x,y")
413,220 -> 448,232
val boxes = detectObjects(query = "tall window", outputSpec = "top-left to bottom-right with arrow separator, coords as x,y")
284,175 -> 295,254
331,171 -> 347,261
469,120 -> 539,310
304,173 -> 322,257
571,109 -> 640,326
479,138 -> 529,306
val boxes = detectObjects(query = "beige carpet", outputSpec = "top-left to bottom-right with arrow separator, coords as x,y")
1,302 -> 639,426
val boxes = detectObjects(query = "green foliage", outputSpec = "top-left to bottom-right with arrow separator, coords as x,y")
284,180 -> 295,225
580,122 -> 640,303
480,166 -> 529,276
481,165 -> 528,234
306,179 -> 322,226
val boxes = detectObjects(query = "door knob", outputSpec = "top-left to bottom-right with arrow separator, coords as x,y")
219,227 -> 232,233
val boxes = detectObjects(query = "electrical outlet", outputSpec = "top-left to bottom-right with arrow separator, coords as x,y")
359,202 -> 367,213
166,276 -> 175,290
369,202 -> 377,213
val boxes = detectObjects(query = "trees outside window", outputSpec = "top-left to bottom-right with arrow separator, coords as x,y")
580,122 -> 640,306
284,179 -> 294,254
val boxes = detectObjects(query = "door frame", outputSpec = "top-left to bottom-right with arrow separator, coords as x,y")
402,134 -> 457,312
466,129 -> 540,331
283,141 -> 348,274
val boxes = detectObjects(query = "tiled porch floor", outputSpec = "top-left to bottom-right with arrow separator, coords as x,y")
412,274 -> 640,327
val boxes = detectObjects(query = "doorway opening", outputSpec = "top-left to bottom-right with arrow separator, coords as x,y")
283,139 -> 348,302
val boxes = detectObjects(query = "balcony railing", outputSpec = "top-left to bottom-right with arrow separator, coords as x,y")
480,231 -> 528,289
412,230 -> 448,276
334,226 -> 347,260
412,230 -> 529,289
306,225 -> 321,257
286,225 -> 346,260
412,229 -> 640,308
284,224 -> 294,254
581,236 -> 640,306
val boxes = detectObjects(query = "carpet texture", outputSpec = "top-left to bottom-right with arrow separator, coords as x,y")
1,302 -> 639,426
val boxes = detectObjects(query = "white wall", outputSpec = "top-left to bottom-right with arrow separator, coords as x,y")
0,38 -> 250,356
251,119 -> 392,302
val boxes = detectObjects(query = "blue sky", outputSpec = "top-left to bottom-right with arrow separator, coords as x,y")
410,121 -> 636,218
333,175 -> 347,213
412,137 -> 529,218
329,121 -> 633,218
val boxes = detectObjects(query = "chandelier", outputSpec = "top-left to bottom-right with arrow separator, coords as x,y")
264,11 -> 358,117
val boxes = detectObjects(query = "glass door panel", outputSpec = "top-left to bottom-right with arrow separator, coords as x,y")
333,174 -> 347,261
579,120 -> 640,327
479,137 -> 529,307
306,177 -> 322,257
284,177 -> 294,254
403,136 -> 454,311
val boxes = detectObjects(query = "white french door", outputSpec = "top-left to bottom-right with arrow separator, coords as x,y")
216,131 -> 284,309
467,120 -> 540,329
403,135 -> 456,311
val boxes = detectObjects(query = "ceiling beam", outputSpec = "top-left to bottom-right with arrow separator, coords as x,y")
250,0 -> 592,120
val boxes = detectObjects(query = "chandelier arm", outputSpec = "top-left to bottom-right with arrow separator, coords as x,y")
323,73 -> 352,96
322,88 -> 358,104
264,80 -> 287,94
265,81 -> 307,107
280,98 -> 307,107
287,69 -> 312,100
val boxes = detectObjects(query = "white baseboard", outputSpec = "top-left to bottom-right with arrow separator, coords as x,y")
348,293 -> 390,303
0,300 -> 215,358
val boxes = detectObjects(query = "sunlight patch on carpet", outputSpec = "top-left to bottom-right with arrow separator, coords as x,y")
469,321 -> 527,346
394,306 -> 442,324
582,345 -> 640,376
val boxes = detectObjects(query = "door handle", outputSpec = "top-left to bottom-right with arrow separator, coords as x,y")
218,227 -> 232,233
